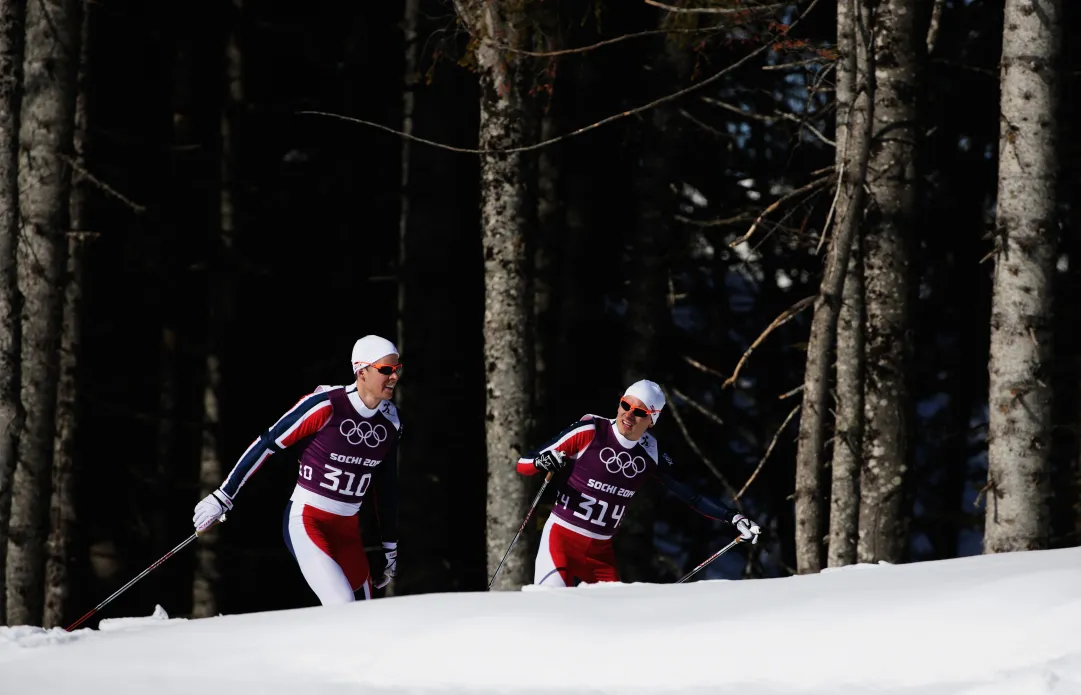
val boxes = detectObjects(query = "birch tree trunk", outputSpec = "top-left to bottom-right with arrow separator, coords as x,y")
193,0 -> 243,616
0,0 -> 24,625
794,0 -> 875,574
454,0 -> 536,590
857,0 -> 921,566
6,0 -> 80,626
43,0 -> 90,628
984,0 -> 1060,554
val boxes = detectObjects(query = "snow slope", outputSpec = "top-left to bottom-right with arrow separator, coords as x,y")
2,547 -> 1080,695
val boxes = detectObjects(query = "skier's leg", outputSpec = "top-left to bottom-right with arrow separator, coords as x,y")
333,518 -> 372,599
588,537 -> 620,583
285,504 -> 356,605
533,514 -> 571,587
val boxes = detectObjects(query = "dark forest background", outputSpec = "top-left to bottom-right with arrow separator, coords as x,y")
0,0 -> 1078,628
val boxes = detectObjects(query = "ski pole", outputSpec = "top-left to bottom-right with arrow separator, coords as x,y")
676,536 -> 743,584
488,471 -> 553,590
65,516 -> 224,632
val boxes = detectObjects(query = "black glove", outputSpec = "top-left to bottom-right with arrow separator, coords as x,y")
533,450 -> 566,474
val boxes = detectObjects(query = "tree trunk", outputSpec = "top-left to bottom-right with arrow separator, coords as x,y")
479,24 -> 535,591
43,0 -> 90,629
829,241 -> 864,567
534,89 -> 559,435
0,0 -> 24,625
616,34 -> 685,584
6,0 -> 80,627
984,0 -> 1060,554
856,0 -> 921,566
827,0 -> 868,569
395,1 -> 482,593
193,0 -> 243,616
455,1 -> 536,591
794,0 -> 875,574
152,0 -> 195,607
390,0 -> 419,599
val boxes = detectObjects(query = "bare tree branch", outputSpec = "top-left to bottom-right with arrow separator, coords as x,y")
645,0 -> 791,15
779,384 -> 804,399
761,55 -> 833,70
735,404 -> 800,499
701,96 -> 835,147
729,173 -> 834,247
671,387 -> 725,426
724,295 -> 816,388
482,27 -> 726,58
675,211 -> 755,227
661,385 -> 742,505
301,0 -> 825,155
678,107 -> 733,140
683,355 -> 728,379
62,155 -> 146,213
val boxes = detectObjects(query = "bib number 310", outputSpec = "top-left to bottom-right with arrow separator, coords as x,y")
300,463 -> 372,497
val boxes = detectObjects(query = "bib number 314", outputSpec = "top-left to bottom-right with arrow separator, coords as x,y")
558,492 -> 625,529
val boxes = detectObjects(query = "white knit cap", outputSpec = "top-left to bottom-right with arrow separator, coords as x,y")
623,379 -> 665,424
351,335 -> 399,374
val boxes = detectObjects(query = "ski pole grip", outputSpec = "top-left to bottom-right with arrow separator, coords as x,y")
196,514 -> 226,537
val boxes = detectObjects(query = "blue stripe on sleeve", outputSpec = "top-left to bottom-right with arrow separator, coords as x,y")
219,390 -> 333,499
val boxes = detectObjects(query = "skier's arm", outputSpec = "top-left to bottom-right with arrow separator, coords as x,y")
218,390 -> 334,500
654,453 -> 762,542
516,417 -> 597,475
372,436 -> 400,589
372,441 -> 399,546
654,454 -> 737,523
193,390 -> 334,532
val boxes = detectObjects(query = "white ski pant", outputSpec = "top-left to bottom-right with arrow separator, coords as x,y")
284,501 -> 372,605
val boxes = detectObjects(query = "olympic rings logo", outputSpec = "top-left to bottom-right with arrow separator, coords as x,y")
600,447 -> 647,478
340,419 -> 388,448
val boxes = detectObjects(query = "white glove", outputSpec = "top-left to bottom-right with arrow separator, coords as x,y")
732,514 -> 761,544
373,542 -> 397,589
193,489 -> 232,533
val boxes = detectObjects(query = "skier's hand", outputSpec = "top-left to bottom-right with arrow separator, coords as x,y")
533,450 -> 566,474
373,542 -> 397,589
732,514 -> 761,544
193,489 -> 232,533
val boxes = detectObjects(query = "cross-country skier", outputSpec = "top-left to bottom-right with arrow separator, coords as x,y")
518,379 -> 761,587
192,334 -> 402,604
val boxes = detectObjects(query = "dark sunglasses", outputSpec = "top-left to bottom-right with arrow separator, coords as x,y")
619,398 -> 656,419
369,362 -> 403,376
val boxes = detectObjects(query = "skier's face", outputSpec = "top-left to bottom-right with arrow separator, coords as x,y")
355,353 -> 401,402
615,395 -> 652,440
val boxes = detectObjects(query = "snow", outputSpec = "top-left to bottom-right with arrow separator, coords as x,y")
3,547 -> 1081,694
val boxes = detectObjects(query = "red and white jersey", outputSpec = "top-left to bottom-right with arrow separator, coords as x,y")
517,415 -> 660,539
220,383 -> 401,537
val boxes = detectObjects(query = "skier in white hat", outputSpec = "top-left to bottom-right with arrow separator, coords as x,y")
192,335 -> 403,604
517,379 -> 761,587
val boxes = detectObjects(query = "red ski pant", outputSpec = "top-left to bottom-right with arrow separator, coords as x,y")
534,513 -> 619,587
284,502 -> 372,604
